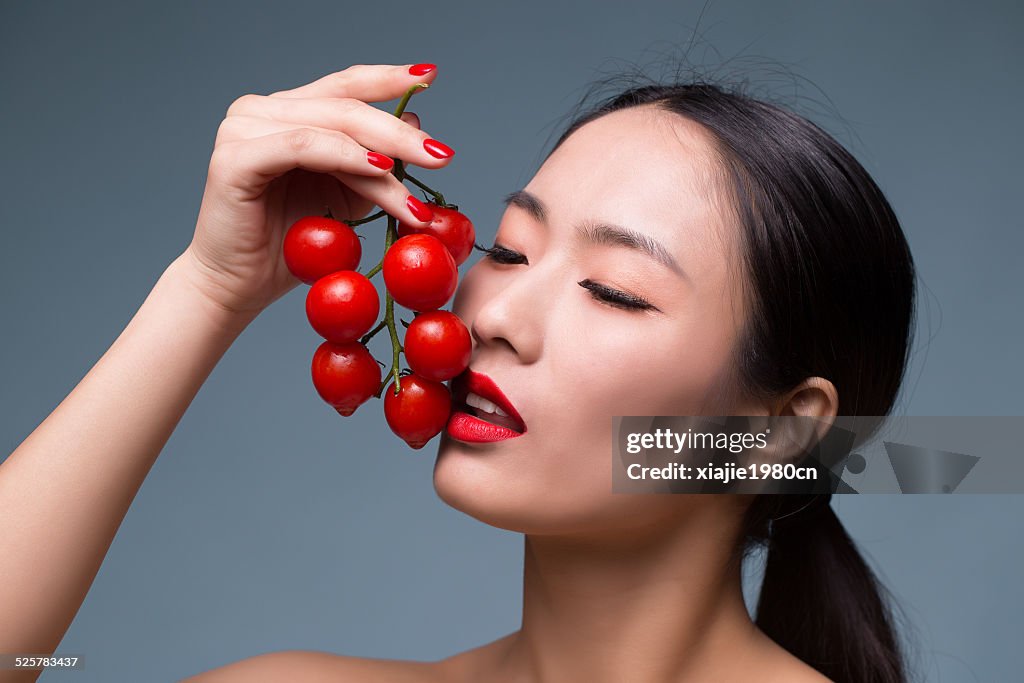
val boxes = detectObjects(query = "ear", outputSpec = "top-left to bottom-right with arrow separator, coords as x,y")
777,376 -> 839,419
768,377 -> 839,461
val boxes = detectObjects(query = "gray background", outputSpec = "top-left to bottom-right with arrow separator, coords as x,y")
2,1 -> 1021,681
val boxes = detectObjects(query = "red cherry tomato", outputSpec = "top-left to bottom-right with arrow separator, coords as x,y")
306,271 -> 379,343
383,374 -> 452,449
284,216 -> 362,284
311,341 -> 381,416
404,311 -> 472,382
397,204 -> 475,266
383,234 -> 458,311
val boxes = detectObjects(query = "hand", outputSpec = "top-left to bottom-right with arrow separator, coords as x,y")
182,63 -> 453,319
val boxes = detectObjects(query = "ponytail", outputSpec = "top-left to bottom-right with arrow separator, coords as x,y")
748,497 -> 908,683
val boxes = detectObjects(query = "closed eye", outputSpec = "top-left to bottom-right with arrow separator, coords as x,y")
474,243 -> 658,313
578,279 -> 657,312
474,242 -> 527,265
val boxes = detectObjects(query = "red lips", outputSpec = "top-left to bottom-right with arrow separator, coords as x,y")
451,368 -> 527,434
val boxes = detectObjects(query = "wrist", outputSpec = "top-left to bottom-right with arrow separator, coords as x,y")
164,251 -> 260,335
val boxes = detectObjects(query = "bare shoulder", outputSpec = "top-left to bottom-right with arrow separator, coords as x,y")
769,660 -> 832,683
178,631 -> 517,683
725,626 -> 830,683
753,636 -> 834,683
179,650 -> 449,683
178,632 -> 832,682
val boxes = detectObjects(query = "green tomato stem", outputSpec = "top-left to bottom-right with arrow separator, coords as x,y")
364,257 -> 384,280
402,172 -> 446,205
394,83 -> 427,119
369,84 -> 429,399
391,85 -> 427,184
374,214 -> 404,398
359,319 -> 387,345
344,209 -> 387,227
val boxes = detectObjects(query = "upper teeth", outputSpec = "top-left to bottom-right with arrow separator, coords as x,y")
466,391 -> 510,417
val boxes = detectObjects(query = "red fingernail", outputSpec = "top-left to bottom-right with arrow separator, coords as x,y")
407,195 -> 434,222
409,63 -> 436,76
423,138 -> 455,159
366,151 -> 394,170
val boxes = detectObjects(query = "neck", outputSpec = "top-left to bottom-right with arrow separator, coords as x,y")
501,507 -> 761,683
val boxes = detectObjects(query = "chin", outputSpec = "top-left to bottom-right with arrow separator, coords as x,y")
432,432 -> 651,537
432,451 -> 610,537
432,437 -> 532,532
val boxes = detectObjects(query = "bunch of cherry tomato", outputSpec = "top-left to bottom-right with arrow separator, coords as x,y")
281,84 -> 474,449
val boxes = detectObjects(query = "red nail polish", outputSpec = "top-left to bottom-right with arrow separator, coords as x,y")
366,151 -> 394,170
407,195 -> 435,222
423,138 -> 455,159
409,63 -> 436,76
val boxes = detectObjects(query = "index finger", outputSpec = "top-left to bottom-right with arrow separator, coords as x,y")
269,63 -> 437,102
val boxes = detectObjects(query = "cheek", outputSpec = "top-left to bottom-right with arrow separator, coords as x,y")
520,315 -> 739,530
550,313 -> 737,425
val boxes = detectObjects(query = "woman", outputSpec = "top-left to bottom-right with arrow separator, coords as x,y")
0,63 -> 914,682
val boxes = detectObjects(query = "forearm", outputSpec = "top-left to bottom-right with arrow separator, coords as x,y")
0,252 -> 256,666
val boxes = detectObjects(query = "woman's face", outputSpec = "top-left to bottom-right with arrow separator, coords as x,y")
434,106 -> 759,536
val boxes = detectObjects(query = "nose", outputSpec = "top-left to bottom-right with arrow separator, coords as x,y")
467,263 -> 548,365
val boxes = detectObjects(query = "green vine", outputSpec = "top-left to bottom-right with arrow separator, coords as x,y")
346,83 -> 438,398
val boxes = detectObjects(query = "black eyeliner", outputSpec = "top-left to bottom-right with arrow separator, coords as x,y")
578,279 -> 656,311
476,243 -> 656,312
475,243 -> 527,264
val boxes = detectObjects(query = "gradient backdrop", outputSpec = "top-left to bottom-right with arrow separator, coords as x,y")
2,1 -> 1021,681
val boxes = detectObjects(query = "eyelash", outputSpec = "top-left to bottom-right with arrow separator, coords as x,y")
473,243 -> 656,312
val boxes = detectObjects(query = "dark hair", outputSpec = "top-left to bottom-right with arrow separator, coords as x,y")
546,79 -> 916,682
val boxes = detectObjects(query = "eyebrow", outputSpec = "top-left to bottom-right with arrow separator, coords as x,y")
502,189 -> 687,279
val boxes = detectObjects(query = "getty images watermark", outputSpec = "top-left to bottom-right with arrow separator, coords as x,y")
611,415 -> 1024,494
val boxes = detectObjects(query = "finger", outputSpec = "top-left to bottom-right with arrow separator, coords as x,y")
401,111 -> 420,130
216,115 -> 365,146
223,98 -> 453,168
219,113 -> 424,150
331,169 -> 436,227
213,126 -> 393,188
212,128 -> 433,226
267,63 -> 437,102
